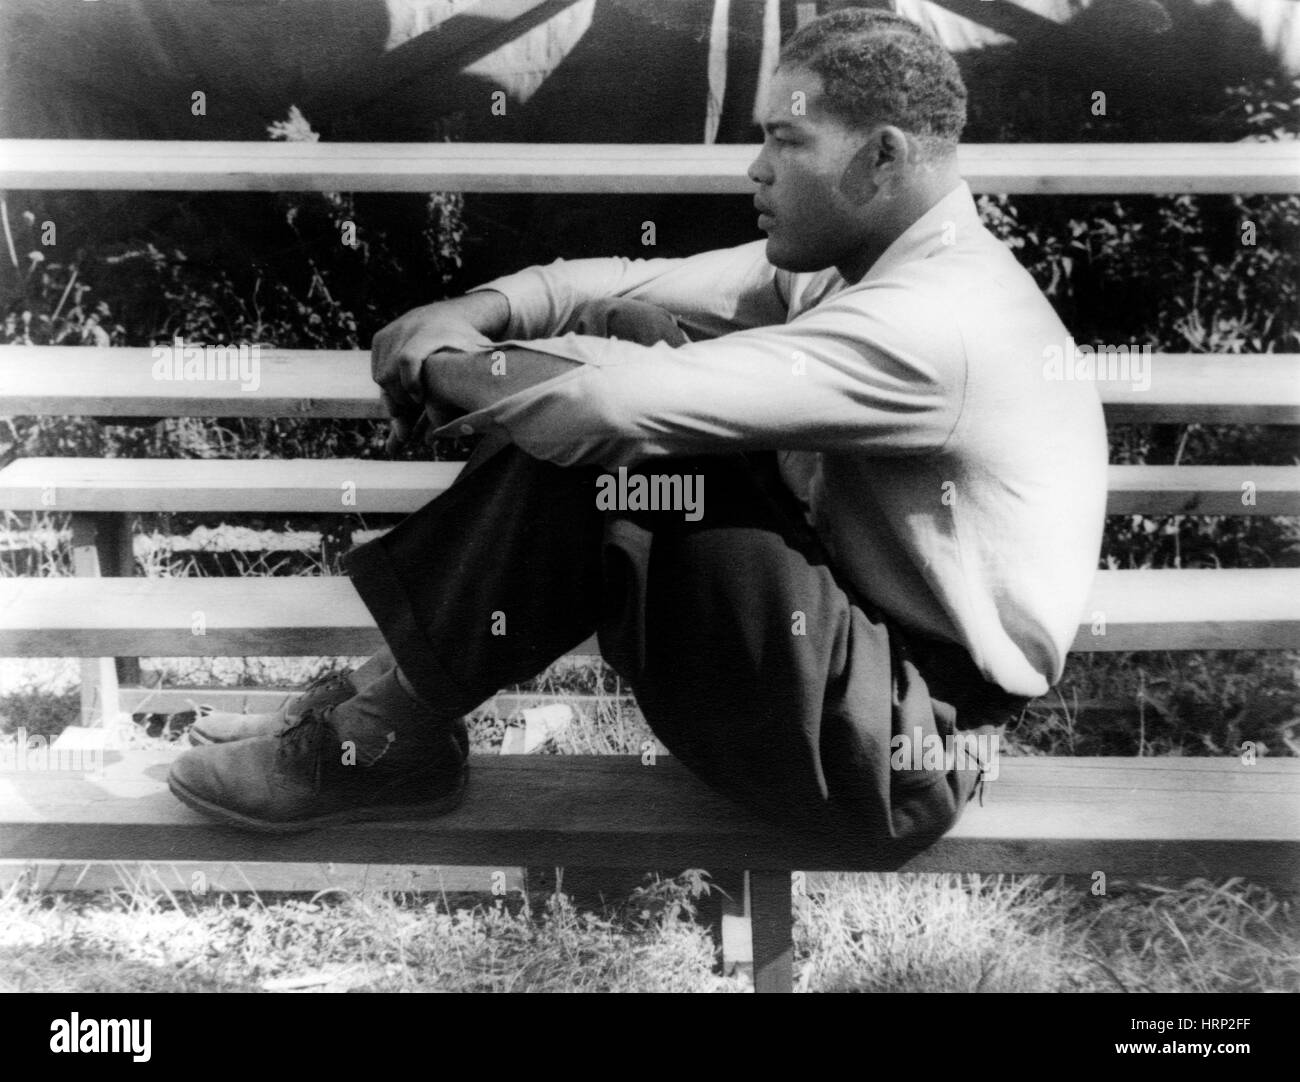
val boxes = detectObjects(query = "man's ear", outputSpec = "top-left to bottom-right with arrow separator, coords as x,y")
838,125 -> 909,205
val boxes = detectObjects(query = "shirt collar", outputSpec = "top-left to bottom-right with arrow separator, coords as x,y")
857,179 -> 981,284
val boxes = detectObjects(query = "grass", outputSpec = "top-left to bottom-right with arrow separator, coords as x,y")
0,875 -> 743,993
795,873 -> 1299,994
1,871 -> 1294,993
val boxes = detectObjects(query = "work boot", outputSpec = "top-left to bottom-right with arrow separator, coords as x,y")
168,705 -> 469,833
185,670 -> 359,745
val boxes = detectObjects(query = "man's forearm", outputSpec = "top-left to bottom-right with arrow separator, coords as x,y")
424,346 -> 580,415
448,288 -> 512,341
466,243 -> 785,341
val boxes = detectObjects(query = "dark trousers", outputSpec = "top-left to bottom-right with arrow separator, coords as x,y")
345,301 -> 1027,858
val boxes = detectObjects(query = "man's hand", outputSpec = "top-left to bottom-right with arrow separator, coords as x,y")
371,291 -> 510,452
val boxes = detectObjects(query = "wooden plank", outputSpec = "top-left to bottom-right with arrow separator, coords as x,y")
0,859 -> 524,895
749,870 -> 794,993
68,515 -> 120,727
0,754 -> 1296,877
1100,353 -> 1300,424
0,569 -> 1295,657
102,513 -> 142,687
5,458 -> 1298,516
0,347 -> 387,419
0,576 -> 602,657
0,458 -> 464,513
1106,465 -> 1300,516
3,349 -> 1297,424
0,577 -> 385,658
114,687 -> 624,718
706,868 -> 752,973
119,687 -> 301,716
1,141 -> 1296,194
1072,568 -> 1300,651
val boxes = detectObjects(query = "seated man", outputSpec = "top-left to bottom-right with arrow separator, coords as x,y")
168,9 -> 1107,855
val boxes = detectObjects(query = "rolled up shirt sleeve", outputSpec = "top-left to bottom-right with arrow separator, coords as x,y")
468,240 -> 789,342
436,282 -> 966,468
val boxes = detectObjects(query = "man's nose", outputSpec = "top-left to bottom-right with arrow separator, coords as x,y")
747,149 -> 773,186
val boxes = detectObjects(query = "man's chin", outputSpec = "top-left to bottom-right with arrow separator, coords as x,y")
764,238 -> 832,274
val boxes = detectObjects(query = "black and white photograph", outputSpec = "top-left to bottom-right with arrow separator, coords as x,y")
0,0 -> 1296,1023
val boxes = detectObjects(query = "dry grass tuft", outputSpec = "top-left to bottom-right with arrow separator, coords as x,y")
794,873 -> 1299,993
0,877 -> 743,994
796,872 -> 1077,992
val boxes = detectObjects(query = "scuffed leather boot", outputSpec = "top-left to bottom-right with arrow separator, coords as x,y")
168,704 -> 469,833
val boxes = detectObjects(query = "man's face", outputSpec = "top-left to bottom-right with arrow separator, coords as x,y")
749,66 -> 877,274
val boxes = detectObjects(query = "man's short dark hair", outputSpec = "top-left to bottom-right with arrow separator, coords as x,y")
779,9 -> 967,157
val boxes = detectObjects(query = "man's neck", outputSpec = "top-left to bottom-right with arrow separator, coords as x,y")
835,169 -> 963,284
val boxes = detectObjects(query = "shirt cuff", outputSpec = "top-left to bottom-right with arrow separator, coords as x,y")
425,334 -> 657,465
428,361 -> 590,446
466,268 -> 557,339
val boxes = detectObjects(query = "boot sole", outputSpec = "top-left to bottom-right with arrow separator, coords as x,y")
168,770 -> 468,834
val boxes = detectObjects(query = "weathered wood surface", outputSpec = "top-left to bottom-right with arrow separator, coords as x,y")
0,859 -> 523,895
4,458 -> 1298,516
4,349 -> 1297,423
2,569 -> 1297,656
2,141 -> 1297,194
1,754 -> 1296,877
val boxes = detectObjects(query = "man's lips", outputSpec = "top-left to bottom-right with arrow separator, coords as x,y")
754,201 -> 775,229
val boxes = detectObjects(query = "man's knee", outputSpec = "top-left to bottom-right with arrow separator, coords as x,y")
571,298 -> 688,347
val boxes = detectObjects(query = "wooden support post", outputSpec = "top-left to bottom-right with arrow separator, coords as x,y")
99,512 -> 140,686
703,868 -> 750,977
69,514 -> 122,726
748,869 -> 794,993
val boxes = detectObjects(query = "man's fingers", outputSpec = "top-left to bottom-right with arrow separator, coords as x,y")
373,350 -> 428,419
378,388 -> 403,421
397,352 -> 427,405
386,414 -> 414,454
369,325 -> 390,382
379,389 -> 419,453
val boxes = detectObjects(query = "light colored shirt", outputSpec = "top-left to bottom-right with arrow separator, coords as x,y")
439,181 -> 1109,697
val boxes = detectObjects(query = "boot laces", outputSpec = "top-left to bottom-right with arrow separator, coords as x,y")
303,670 -> 351,695
282,670 -> 353,724
275,708 -> 334,790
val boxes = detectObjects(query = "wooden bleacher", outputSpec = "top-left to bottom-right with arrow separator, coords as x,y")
1,139 -> 1299,992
